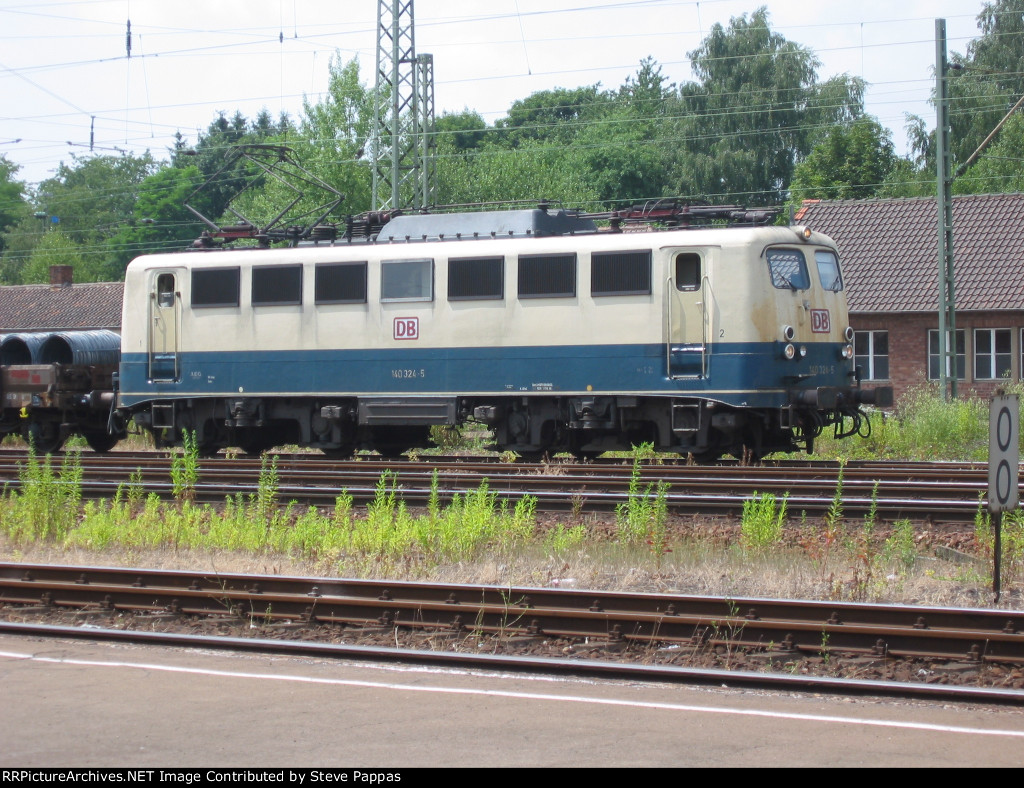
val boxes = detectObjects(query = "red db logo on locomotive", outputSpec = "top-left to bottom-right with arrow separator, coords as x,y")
394,317 -> 419,340
811,309 -> 830,333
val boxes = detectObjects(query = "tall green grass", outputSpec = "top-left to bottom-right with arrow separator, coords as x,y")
811,385 -> 992,461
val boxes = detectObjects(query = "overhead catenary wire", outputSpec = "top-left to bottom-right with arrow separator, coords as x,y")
0,3 -> 986,175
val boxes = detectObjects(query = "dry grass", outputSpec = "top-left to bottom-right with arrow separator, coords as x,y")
2,516 -> 1015,611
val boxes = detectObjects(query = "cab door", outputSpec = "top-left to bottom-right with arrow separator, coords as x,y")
666,249 -> 711,378
148,270 -> 181,381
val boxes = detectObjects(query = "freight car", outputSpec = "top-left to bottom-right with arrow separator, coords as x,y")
0,330 -> 120,453
104,204 -> 889,460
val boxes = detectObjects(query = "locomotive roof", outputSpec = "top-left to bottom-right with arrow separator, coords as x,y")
376,208 -> 598,241
126,222 -> 836,271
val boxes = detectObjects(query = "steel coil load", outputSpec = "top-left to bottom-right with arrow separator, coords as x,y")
39,329 -> 121,366
0,332 -> 51,365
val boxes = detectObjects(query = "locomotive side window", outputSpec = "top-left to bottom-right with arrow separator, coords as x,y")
815,250 -> 843,291
674,253 -> 701,291
156,273 -> 175,307
592,250 -> 651,296
252,264 -> 302,306
315,262 -> 367,304
381,259 -> 433,302
518,253 -> 576,299
766,248 -> 810,290
449,256 -> 504,300
191,267 -> 240,308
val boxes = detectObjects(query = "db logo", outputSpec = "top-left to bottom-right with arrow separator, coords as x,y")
394,317 -> 419,340
811,309 -> 830,333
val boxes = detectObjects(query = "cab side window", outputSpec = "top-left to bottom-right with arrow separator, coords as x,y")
675,253 -> 701,291
156,273 -> 175,308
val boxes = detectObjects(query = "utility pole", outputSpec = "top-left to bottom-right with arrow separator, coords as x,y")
936,18 -> 958,400
416,53 -> 436,209
371,0 -> 435,211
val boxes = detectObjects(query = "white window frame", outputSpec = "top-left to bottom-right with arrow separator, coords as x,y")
854,330 -> 889,381
974,328 -> 1012,380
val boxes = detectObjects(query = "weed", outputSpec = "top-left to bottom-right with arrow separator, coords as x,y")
0,445 -> 82,542
825,459 -> 845,532
170,430 -> 200,505
883,518 -> 918,572
614,448 -> 671,562
545,523 -> 587,555
740,492 -> 787,550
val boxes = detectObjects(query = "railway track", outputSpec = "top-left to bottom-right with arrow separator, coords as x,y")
2,562 -> 1022,705
0,449 -> 1001,523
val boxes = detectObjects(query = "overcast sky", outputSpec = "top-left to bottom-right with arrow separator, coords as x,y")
0,0 -> 987,187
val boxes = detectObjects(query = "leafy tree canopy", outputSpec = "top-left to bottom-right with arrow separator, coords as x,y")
790,116 -> 899,202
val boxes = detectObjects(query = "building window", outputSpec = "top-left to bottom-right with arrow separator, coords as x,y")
191,267 -> 240,308
928,329 -> 966,380
815,250 -> 843,291
252,264 -> 302,306
381,259 -> 433,302
766,248 -> 810,290
448,256 -> 504,300
854,330 -> 888,380
974,328 -> 1012,380
315,262 -> 367,304
518,253 -> 576,299
591,250 -> 651,296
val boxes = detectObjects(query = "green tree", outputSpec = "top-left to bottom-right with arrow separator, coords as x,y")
293,55 -> 373,215
104,165 -> 210,275
789,116 -> 900,201
18,228 -> 91,284
954,112 -> 1024,194
227,55 -> 373,229
907,0 -> 1024,186
671,7 -> 863,204
434,110 -> 489,153
0,155 -> 29,252
173,109 -> 296,225
435,142 -> 600,208
493,85 -> 609,149
35,152 -> 159,246
574,58 -> 675,205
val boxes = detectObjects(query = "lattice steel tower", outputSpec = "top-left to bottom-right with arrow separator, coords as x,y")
371,0 -> 436,211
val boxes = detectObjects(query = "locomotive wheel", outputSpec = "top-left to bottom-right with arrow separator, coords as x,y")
82,430 -> 118,453
27,422 -> 65,454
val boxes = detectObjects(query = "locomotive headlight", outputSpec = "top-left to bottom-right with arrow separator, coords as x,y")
782,325 -> 795,341
844,326 -> 855,342
784,343 -> 797,360
841,344 -> 854,359
799,345 -> 808,358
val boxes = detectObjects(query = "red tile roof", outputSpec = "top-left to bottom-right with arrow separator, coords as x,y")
796,193 -> 1024,314
0,281 -> 123,332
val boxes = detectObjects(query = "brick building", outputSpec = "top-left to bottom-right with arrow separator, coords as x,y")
796,194 -> 1024,405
